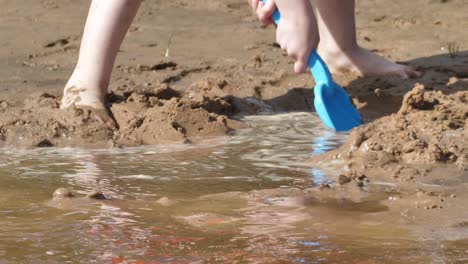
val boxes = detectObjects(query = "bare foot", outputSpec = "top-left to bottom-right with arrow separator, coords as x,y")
318,45 -> 420,79
61,86 -> 117,128
61,85 -> 106,109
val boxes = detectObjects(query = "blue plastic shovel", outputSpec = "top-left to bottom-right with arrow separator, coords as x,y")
261,1 -> 362,131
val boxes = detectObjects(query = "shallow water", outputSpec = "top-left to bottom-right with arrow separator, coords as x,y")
0,113 -> 466,263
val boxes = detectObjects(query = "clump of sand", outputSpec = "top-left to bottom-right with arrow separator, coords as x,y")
312,83 -> 467,184
0,81 -> 241,148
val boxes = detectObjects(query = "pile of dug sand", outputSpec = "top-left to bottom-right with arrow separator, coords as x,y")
0,82 -> 242,148
311,83 -> 467,187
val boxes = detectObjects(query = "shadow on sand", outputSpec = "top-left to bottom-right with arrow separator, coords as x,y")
227,51 -> 468,120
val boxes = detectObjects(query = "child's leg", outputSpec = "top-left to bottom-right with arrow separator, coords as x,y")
315,0 -> 418,79
61,0 -> 142,109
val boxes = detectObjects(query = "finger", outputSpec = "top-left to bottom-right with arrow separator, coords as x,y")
257,0 -> 276,25
294,53 -> 310,74
261,0 -> 277,16
294,60 -> 307,74
294,46 -> 315,74
256,2 -> 267,24
264,17 -> 275,25
249,0 -> 259,12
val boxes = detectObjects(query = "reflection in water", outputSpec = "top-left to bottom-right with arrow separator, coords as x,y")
312,130 -> 342,156
311,168 -> 329,185
311,129 -> 347,185
0,113 -> 465,263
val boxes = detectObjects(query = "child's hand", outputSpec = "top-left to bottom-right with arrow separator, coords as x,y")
249,0 -> 319,73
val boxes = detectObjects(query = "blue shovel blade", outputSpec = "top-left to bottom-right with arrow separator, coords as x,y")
263,2 -> 363,131
314,81 -> 362,131
308,51 -> 363,131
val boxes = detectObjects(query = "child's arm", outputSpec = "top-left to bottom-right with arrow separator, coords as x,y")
249,0 -> 319,73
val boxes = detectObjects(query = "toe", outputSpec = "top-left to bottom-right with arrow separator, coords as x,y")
90,108 -> 118,129
76,106 -> 118,129
404,65 -> 422,79
395,65 -> 421,79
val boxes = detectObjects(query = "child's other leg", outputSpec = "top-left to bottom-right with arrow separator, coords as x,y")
61,0 -> 142,109
315,0 -> 418,79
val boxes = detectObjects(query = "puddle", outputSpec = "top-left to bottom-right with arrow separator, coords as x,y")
0,113 -> 466,263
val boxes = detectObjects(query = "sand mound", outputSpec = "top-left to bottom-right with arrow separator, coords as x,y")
311,84 -> 467,184
0,84 -> 241,148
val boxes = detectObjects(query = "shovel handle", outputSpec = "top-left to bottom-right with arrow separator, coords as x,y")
261,0 -> 333,86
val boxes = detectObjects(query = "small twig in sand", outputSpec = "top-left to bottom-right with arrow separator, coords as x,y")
165,33 -> 174,58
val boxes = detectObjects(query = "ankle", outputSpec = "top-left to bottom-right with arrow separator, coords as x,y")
318,41 -> 360,58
